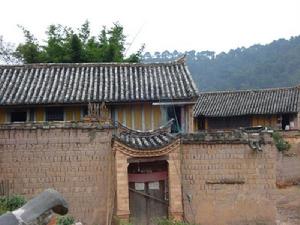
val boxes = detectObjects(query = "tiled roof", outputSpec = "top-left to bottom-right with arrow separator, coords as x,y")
113,120 -> 178,150
0,58 -> 198,106
194,86 -> 300,117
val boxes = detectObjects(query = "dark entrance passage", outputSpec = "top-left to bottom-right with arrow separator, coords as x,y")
128,161 -> 168,225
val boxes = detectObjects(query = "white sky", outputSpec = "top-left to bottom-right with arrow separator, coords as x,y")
1,0 -> 300,55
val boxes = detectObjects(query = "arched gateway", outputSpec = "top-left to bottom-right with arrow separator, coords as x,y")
113,120 -> 183,225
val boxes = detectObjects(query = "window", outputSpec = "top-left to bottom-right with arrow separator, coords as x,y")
11,111 -> 27,122
197,117 -> 205,130
207,116 -> 251,130
46,107 -> 64,121
167,106 -> 181,133
82,106 -> 88,117
29,108 -> 35,121
282,114 -> 290,130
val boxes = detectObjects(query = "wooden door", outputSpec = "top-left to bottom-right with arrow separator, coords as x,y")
129,180 -> 168,225
128,161 -> 168,225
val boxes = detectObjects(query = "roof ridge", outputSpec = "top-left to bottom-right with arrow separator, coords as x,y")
199,85 -> 300,95
0,57 -> 187,68
116,119 -> 174,135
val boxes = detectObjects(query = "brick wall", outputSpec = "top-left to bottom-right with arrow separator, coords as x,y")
0,122 -> 114,225
181,133 -> 277,225
277,131 -> 300,186
0,123 -> 284,225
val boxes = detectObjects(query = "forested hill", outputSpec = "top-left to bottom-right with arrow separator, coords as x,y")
143,36 -> 300,91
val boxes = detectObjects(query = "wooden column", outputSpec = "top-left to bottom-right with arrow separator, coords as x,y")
187,105 -> 194,133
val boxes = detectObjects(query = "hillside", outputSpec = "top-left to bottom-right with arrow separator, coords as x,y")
143,36 -> 300,91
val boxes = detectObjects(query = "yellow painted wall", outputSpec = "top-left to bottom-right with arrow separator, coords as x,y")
65,108 -> 74,121
153,106 -> 161,129
193,118 -> 198,132
252,115 -> 277,127
0,109 -> 6,123
74,107 -> 81,121
0,103 -> 164,129
144,104 -> 152,130
186,105 -> 194,133
134,105 -> 142,130
2,107 -> 82,122
205,118 -> 208,130
117,107 -> 123,124
125,106 -> 132,128
36,108 -> 44,121
65,107 -> 81,121
114,103 -> 162,130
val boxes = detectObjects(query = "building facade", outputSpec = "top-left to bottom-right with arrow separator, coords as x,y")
0,58 -> 198,133
193,86 -> 300,131
0,59 -> 292,225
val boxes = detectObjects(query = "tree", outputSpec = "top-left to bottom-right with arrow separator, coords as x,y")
0,21 -> 143,64
0,36 -> 20,64
15,26 -> 44,63
69,34 -> 84,62
142,35 -> 300,91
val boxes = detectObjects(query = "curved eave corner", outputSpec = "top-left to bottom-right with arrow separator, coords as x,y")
112,120 -> 180,157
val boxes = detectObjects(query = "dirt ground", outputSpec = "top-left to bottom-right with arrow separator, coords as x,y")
276,185 -> 300,225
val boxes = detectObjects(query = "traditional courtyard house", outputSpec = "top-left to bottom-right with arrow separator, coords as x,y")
0,58 -> 281,225
193,86 -> 300,131
0,57 -> 198,132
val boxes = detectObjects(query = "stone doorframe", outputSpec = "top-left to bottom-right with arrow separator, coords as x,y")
113,139 -> 183,222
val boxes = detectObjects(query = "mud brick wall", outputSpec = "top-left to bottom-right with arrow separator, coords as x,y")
0,123 -> 114,225
277,131 -> 300,186
181,134 -> 277,225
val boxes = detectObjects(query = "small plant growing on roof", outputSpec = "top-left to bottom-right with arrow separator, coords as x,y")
272,131 -> 291,152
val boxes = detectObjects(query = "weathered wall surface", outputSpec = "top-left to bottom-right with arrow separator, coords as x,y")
181,133 -> 277,225
0,123 -> 285,225
0,123 -> 114,225
277,131 -> 300,186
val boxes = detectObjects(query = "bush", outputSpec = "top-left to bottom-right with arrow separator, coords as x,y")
57,215 -> 75,225
272,132 -> 291,152
156,218 -> 196,225
0,195 -> 26,215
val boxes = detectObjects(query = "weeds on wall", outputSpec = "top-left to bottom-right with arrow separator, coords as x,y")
272,132 -> 291,152
0,195 -> 26,215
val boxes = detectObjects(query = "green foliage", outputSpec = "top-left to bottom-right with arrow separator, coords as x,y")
1,21 -> 142,64
156,218 -> 196,225
119,221 -> 134,225
57,215 -> 75,225
272,132 -> 291,152
112,216 -> 134,225
0,195 -> 27,215
0,36 -> 20,64
143,36 -> 300,91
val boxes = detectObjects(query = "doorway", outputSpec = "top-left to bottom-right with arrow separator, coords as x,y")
128,161 -> 168,225
282,114 -> 290,130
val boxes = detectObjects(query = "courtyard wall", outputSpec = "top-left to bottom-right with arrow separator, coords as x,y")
0,124 -> 282,225
0,122 -> 114,225
277,131 -> 300,187
181,132 -> 277,225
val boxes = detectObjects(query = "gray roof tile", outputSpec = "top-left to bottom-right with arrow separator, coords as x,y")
194,86 -> 300,117
114,120 -> 178,150
0,59 -> 198,105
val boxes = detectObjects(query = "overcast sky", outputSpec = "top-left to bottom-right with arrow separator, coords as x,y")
1,0 -> 300,55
